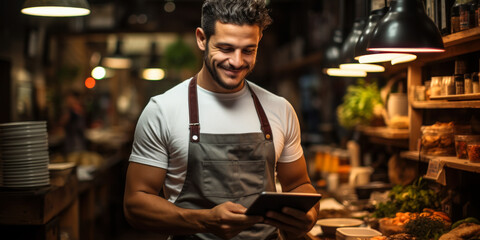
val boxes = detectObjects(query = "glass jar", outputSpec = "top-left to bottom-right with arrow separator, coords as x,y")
455,135 -> 480,159
414,86 -> 426,101
421,123 -> 455,156
430,77 -> 443,97
443,76 -> 455,95
467,140 -> 480,163
425,80 -> 432,100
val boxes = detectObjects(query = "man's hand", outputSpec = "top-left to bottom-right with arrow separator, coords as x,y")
204,201 -> 263,239
263,206 -> 317,240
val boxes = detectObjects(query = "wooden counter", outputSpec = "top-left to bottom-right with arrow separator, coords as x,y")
0,153 -> 126,240
0,171 -> 79,240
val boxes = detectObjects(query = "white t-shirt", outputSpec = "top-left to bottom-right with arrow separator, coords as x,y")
129,78 -> 303,202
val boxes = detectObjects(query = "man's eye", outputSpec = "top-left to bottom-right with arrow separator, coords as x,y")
243,49 -> 255,55
219,47 -> 233,52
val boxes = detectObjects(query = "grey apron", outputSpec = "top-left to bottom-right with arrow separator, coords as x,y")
172,76 -> 278,240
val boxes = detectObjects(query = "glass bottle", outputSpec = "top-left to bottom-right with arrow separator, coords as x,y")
464,73 -> 473,93
455,75 -> 465,94
455,59 -> 466,94
470,0 -> 477,27
472,72 -> 479,93
460,0 -> 472,31
440,0 -> 457,35
451,0 -> 462,33
477,0 -> 480,26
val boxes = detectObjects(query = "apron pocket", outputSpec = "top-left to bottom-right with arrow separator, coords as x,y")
202,160 -> 265,198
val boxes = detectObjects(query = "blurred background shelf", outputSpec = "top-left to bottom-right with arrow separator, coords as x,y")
411,100 -> 480,109
357,126 -> 409,148
357,126 -> 409,139
400,151 -> 480,173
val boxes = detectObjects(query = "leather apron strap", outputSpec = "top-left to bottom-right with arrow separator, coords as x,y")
188,75 -> 273,142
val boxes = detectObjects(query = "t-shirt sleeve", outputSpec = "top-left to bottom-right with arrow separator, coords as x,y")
129,98 -> 169,169
278,100 -> 304,163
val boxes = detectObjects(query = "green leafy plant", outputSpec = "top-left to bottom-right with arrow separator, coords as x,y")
373,178 -> 440,218
164,38 -> 198,70
336,80 -> 383,129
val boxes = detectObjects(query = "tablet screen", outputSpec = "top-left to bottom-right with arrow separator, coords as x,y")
245,192 -> 322,216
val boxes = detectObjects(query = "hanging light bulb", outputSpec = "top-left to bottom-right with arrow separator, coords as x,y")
367,0 -> 445,53
339,63 -> 385,72
102,39 -> 132,69
326,68 -> 367,77
21,0 -> 91,17
141,42 -> 165,81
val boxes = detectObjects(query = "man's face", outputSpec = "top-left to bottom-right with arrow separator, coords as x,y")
203,22 -> 261,92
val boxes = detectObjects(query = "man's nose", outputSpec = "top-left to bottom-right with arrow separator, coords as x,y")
229,50 -> 244,68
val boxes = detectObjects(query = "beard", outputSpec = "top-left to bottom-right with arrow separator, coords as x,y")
203,45 -> 253,90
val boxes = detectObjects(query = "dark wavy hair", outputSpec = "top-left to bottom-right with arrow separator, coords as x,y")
201,0 -> 272,40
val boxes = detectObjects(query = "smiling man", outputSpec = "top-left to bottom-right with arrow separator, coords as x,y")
123,1 -> 319,239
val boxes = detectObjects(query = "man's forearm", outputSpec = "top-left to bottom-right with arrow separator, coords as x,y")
124,191 -> 209,235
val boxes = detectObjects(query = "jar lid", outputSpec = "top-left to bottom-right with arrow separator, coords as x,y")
455,135 -> 480,141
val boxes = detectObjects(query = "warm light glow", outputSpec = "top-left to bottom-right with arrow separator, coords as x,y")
326,68 -> 367,77
358,53 -> 417,64
142,68 -> 165,81
91,66 -> 107,80
391,54 -> 418,65
164,2 -> 176,12
339,63 -> 385,72
102,57 -> 132,69
85,77 -> 96,89
21,7 -> 90,17
367,47 -> 445,53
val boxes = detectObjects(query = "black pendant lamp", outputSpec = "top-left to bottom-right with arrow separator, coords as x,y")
367,0 -> 445,53
338,18 -> 385,75
142,42 -> 165,81
21,0 -> 91,17
342,19 -> 366,64
102,39 -> 132,69
327,19 -> 369,77
355,8 -> 388,59
355,6 -> 417,65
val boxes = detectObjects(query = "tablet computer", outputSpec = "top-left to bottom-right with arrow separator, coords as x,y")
245,191 -> 322,216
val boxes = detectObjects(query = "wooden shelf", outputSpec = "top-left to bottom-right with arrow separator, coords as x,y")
357,126 -> 409,148
430,93 -> 480,101
443,27 -> 480,47
357,126 -> 409,139
417,27 -> 480,64
401,151 -> 480,173
411,99 -> 480,109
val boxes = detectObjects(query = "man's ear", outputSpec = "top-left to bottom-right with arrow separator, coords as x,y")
196,27 -> 207,51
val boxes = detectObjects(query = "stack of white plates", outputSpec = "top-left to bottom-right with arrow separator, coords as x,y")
0,121 -> 50,188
